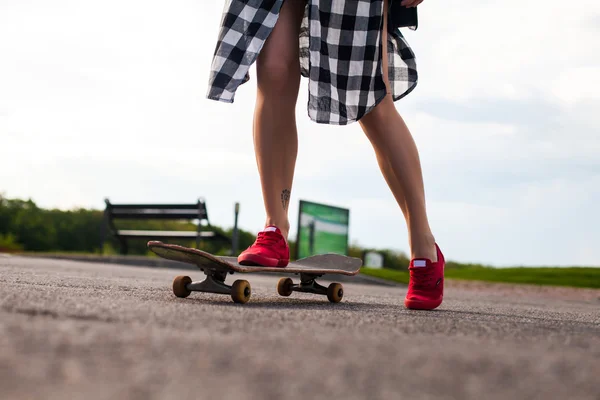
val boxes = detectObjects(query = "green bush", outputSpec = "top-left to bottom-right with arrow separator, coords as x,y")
0,233 -> 23,252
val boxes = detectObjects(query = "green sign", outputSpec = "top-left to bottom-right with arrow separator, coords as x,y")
295,200 -> 349,259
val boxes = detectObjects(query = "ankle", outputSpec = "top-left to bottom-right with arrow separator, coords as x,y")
264,220 -> 289,239
409,233 -> 437,261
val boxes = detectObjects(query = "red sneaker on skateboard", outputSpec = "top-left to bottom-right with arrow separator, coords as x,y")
237,226 -> 290,267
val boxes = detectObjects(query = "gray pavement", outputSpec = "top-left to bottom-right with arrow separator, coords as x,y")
0,256 -> 599,400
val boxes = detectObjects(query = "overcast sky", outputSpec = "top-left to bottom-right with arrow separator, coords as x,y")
1,0 -> 599,266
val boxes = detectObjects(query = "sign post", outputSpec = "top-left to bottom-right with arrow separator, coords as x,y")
232,202 -> 240,255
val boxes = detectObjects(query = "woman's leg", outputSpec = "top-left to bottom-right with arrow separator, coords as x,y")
238,0 -> 306,267
252,0 -> 306,240
360,0 -> 444,309
359,0 -> 436,262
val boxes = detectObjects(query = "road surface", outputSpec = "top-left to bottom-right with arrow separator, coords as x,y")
1,255 -> 599,400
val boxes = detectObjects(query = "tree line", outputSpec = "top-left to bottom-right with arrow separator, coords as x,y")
0,195 -> 413,269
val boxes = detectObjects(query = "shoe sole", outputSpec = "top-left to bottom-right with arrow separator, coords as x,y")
404,297 -> 443,310
238,253 -> 289,268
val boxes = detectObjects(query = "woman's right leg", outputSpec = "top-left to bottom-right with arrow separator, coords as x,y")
253,0 -> 306,239
238,0 -> 305,266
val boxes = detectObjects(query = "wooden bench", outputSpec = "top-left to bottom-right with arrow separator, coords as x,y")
101,198 -> 232,254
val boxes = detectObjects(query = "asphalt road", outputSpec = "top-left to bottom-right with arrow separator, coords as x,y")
1,255 -> 599,400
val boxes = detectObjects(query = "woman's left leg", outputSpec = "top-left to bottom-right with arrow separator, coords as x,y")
358,0 -> 445,310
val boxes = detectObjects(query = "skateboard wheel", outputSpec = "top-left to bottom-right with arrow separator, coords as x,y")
231,280 -> 251,304
277,277 -> 294,297
173,275 -> 192,298
327,283 -> 343,303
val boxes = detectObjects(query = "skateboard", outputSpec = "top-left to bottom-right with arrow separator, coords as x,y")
147,241 -> 362,304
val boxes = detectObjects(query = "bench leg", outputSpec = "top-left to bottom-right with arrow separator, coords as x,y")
119,239 -> 128,255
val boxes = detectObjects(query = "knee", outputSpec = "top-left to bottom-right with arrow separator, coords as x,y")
359,95 -> 395,133
256,55 -> 300,95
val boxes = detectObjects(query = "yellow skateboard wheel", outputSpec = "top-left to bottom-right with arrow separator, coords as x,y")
231,280 -> 251,304
327,283 -> 343,303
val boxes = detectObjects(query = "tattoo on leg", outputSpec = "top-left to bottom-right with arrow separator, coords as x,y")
281,189 -> 291,211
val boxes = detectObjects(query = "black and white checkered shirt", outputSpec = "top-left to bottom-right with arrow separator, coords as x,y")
206,0 -> 417,125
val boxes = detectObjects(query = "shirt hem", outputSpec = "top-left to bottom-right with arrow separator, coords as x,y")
206,95 -> 234,104
307,80 -> 418,126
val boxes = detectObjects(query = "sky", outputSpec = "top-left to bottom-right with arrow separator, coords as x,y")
1,0 -> 599,266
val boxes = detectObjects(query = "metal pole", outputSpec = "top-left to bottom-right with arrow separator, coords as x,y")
232,202 -> 240,255
308,220 -> 315,256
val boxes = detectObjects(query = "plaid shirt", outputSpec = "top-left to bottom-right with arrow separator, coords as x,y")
206,0 -> 417,125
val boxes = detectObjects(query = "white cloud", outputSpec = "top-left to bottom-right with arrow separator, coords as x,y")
407,0 -> 600,102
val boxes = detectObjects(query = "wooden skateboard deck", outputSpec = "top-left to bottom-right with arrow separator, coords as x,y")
148,241 -> 362,304
148,241 -> 362,275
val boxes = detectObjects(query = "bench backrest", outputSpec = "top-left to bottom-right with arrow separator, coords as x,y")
104,199 -> 208,221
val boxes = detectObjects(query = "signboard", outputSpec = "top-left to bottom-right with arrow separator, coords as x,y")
363,251 -> 384,269
295,200 -> 349,259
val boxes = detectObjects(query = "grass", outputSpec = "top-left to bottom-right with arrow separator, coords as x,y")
13,249 -> 600,289
361,266 -> 600,289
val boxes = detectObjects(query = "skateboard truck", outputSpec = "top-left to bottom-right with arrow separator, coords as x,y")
173,270 -> 252,304
276,273 -> 344,303
188,270 -> 230,295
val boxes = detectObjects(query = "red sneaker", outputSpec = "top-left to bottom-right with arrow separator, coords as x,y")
404,243 -> 445,310
237,226 -> 290,267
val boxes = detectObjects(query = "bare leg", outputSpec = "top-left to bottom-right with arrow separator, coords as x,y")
253,0 -> 306,240
359,0 -> 436,261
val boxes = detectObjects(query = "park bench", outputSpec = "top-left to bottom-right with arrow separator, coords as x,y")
101,198 -> 233,255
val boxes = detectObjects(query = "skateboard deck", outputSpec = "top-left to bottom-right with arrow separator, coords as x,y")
148,241 -> 362,304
